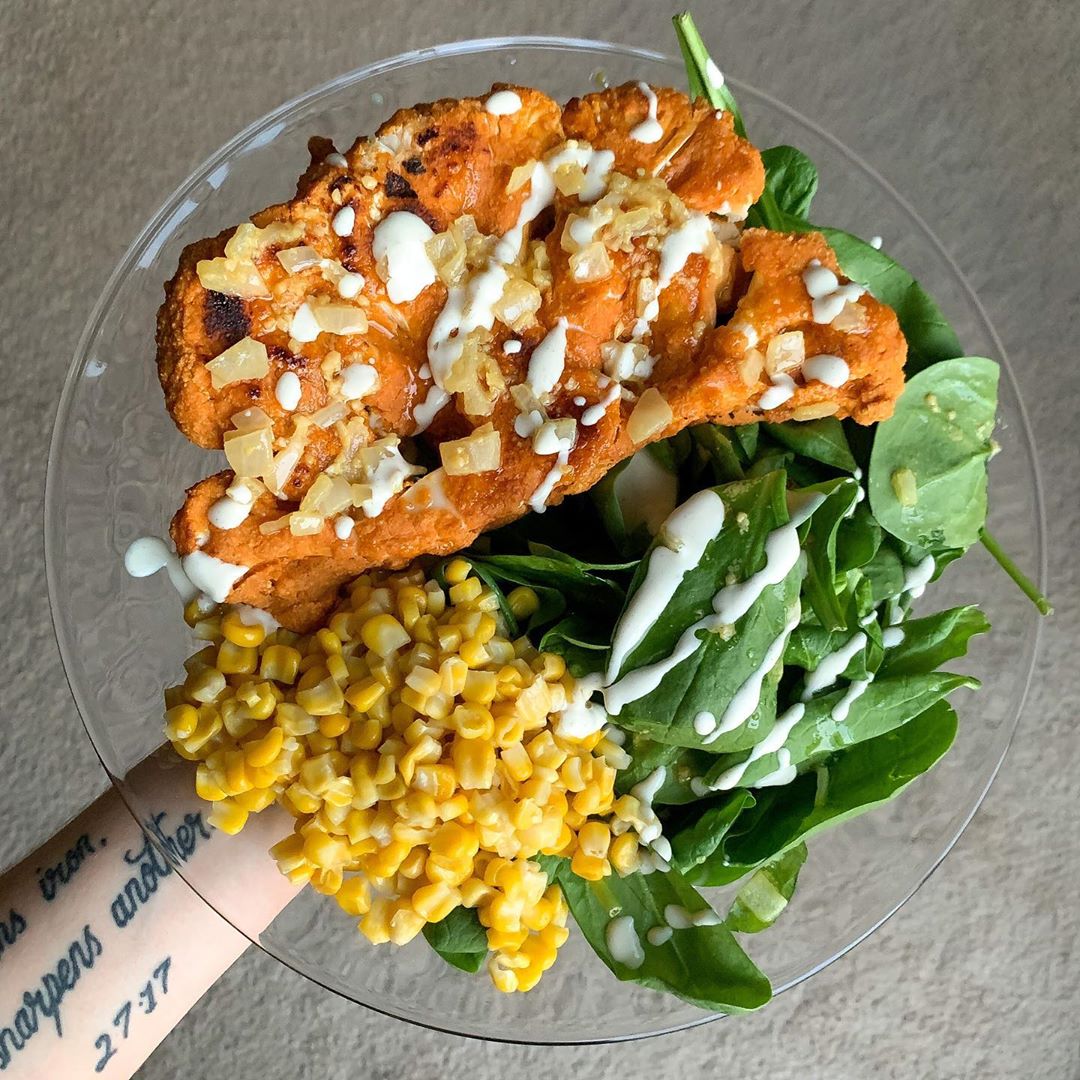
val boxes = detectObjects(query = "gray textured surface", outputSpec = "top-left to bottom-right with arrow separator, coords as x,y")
1,1 -> 1077,1076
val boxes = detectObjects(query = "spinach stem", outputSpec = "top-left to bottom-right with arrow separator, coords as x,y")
979,528 -> 1052,615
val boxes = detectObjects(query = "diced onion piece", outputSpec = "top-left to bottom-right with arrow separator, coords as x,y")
230,406 -> 273,432
737,348 -> 765,387
263,418 -> 311,497
627,387 -> 673,443
764,331 -> 806,378
831,301 -> 870,333
507,160 -> 537,193
314,304 -> 368,336
225,222 -> 304,261
891,467 -> 918,507
440,424 -> 502,476
791,401 -> 839,421
225,476 -> 266,504
206,337 -> 270,389
277,246 -> 323,273
196,256 -> 268,299
289,512 -> 326,536
310,402 -> 349,428
300,473 -> 355,517
259,516 -> 293,535
553,163 -> 587,196
569,242 -> 612,283
223,426 -> 274,479
492,277 -> 541,332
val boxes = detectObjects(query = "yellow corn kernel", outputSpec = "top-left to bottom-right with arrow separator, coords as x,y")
429,821 -> 480,862
326,653 -> 350,686
461,669 -> 497,706
359,897 -> 393,944
388,904 -> 426,945
424,853 -> 474,887
460,877 -> 494,908
486,926 -> 530,951
298,653 -> 324,675
473,614 -> 497,645
233,787 -> 277,813
315,628 -> 343,656
452,736 -> 496,790
303,831 -> 349,870
310,867 -> 343,896
437,792 -> 468,821
296,664 -> 328,692
318,712 -> 351,738
164,703 -> 199,741
185,667 -> 226,704
405,665 -> 441,697
499,742 -> 533,783
335,877 -> 372,917
577,820 -> 611,859
450,703 -> 494,741
349,716 -> 383,751
439,656 -> 468,696
488,957 -> 518,993
609,832 -> 642,876
195,762 -> 226,802
436,624 -> 464,652
363,841 -> 412,878
412,764 -> 456,801
296,676 -> 345,716
361,613 -> 410,657
208,799 -> 248,835
459,637 -> 490,669
221,610 -> 266,648
411,882 -> 461,923
344,677 -> 386,713
260,644 -> 301,684
244,725 -> 284,768
184,706 -> 223,753
183,596 -> 216,628
505,587 -> 539,621
449,577 -> 483,606
444,558 -> 472,585
216,640 -> 258,675
570,849 -> 610,881
571,785 -> 605,817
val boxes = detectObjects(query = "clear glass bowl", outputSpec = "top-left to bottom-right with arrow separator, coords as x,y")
45,37 -> 1045,1043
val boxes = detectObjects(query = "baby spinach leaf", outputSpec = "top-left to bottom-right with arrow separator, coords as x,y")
691,424 -> 746,483
868,356 -> 999,551
836,505 -> 883,572
540,616 -> 610,677
549,856 -> 771,1012
757,146 -> 819,219
614,736 -> 716,804
764,418 -> 858,474
469,551 -> 628,617
723,700 -> 958,873
798,478 -> 860,630
733,423 -> 759,461
724,843 -> 807,934
701,670 -> 975,791
668,791 -> 755,874
862,541 -> 907,605
878,605 -> 990,677
422,906 -> 488,974
673,12 -> 747,138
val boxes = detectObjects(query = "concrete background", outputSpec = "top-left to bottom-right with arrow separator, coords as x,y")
2,0 -> 1078,1076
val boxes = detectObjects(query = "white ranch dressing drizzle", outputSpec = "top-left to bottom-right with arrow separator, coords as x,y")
484,90 -> 523,115
235,605 -> 279,633
629,767 -> 666,845
605,916 -> 645,969
526,318 -> 569,396
630,82 -> 664,144
902,554 -> 935,599
693,711 -> 716,736
606,489 -> 725,682
181,551 -> 249,604
331,204 -> 355,237
832,676 -> 873,722
646,926 -> 673,947
581,381 -> 621,427
289,302 -> 320,343
124,537 -> 198,601
554,672 -> 608,738
754,749 -> 798,788
208,495 -> 252,531
340,362 -> 379,401
333,515 -> 355,540
371,211 -> 437,303
802,259 -> 865,324
632,214 -> 714,338
355,441 -> 423,518
702,608 -> 800,743
882,626 -> 906,649
502,339 -> 522,354
613,450 -> 677,535
528,449 -> 569,514
757,374 -> 796,411
663,904 -> 722,930
801,631 -> 866,699
709,702 -> 806,790
802,354 -> 850,388
869,235 -> 883,249
274,371 -> 302,411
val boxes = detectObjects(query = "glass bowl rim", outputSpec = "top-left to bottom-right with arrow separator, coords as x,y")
44,33 -> 1047,1045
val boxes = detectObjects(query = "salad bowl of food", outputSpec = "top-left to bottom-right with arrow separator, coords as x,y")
46,18 -> 1046,1042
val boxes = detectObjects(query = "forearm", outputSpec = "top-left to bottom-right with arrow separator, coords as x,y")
0,753 -> 298,1078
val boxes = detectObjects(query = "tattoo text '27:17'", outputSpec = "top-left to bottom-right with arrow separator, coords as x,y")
92,957 -> 171,1074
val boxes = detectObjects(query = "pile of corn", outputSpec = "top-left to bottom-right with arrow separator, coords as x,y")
164,559 -> 638,992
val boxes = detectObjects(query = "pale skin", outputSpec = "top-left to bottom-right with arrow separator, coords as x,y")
0,752 -> 298,1078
